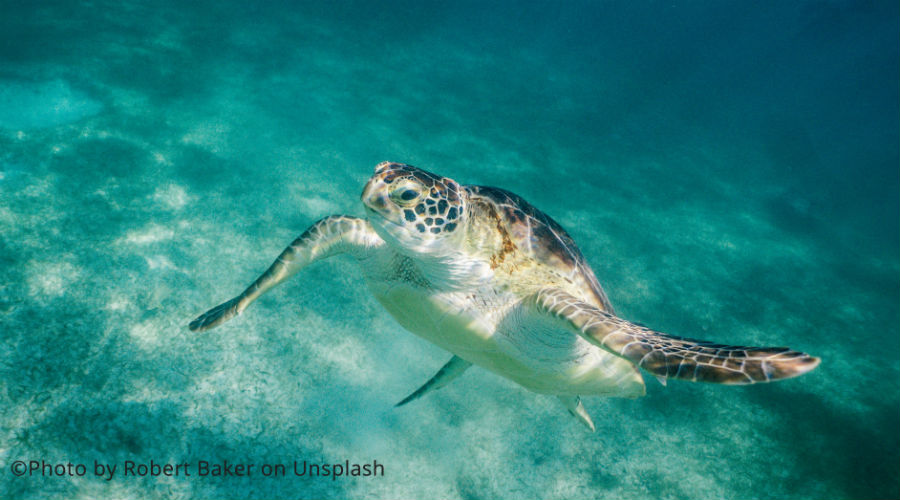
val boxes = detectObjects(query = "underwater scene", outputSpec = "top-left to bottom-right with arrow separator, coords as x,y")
1,1 -> 898,499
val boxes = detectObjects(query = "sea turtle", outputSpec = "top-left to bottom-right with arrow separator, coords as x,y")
189,161 -> 820,430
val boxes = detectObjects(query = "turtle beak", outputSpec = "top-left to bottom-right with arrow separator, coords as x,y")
361,178 -> 387,212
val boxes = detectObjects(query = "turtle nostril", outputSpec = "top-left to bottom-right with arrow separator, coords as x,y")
361,180 -> 387,210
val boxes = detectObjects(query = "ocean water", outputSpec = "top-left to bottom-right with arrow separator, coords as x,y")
1,1 -> 897,499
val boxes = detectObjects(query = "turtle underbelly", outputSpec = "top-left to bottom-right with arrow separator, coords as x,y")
366,279 -> 645,398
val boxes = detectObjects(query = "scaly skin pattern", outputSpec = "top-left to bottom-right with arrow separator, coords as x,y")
189,215 -> 383,332
190,162 -> 820,423
532,288 -> 820,384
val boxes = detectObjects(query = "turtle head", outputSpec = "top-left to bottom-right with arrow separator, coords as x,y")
362,162 -> 466,254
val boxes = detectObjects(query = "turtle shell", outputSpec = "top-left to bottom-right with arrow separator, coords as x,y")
464,185 -> 615,313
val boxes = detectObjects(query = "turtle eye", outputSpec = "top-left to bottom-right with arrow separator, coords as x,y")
389,182 -> 422,206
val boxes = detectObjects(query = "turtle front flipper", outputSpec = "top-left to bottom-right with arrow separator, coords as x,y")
531,288 -> 820,384
189,296 -> 242,331
189,215 -> 384,332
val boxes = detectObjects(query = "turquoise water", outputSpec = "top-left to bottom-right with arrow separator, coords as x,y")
1,1 -> 897,499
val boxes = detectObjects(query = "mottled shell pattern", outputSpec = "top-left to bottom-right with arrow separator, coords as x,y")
364,162 -> 614,310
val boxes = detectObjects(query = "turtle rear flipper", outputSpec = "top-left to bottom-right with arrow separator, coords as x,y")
558,396 -> 595,432
532,288 -> 820,384
395,355 -> 472,407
